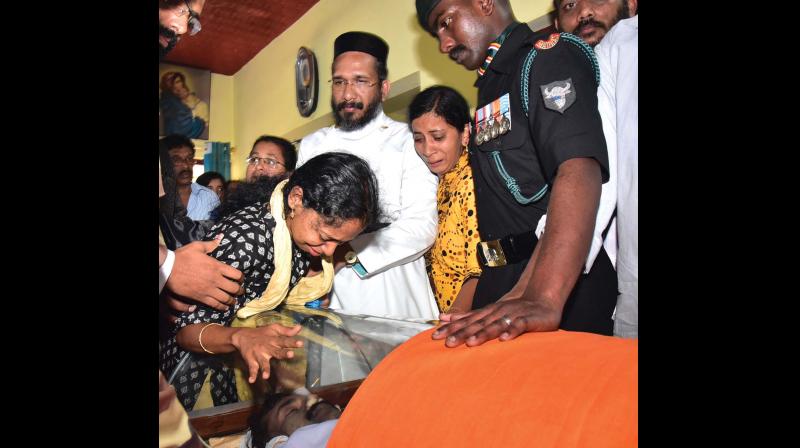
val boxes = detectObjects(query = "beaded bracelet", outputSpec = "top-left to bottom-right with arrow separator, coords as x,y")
198,323 -> 224,354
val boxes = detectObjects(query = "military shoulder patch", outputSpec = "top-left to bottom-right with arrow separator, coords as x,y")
534,33 -> 560,50
540,78 -> 576,114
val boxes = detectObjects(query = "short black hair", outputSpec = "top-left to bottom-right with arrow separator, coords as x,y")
284,152 -> 381,229
159,134 -> 196,159
408,85 -> 471,132
251,135 -> 298,171
553,0 -> 634,15
216,153 -> 381,228
159,0 -> 183,9
375,59 -> 388,81
248,392 -> 292,447
159,0 -> 201,9
196,171 -> 226,188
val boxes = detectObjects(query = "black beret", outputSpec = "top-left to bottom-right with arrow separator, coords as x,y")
416,0 -> 442,32
334,31 -> 389,64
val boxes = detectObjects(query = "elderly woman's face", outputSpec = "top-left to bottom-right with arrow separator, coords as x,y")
284,186 -> 364,258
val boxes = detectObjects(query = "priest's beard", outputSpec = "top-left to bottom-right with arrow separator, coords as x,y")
332,94 -> 382,132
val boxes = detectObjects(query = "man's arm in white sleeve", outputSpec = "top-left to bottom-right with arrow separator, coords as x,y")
585,36 -> 619,273
159,243 -> 176,293
349,139 -> 438,277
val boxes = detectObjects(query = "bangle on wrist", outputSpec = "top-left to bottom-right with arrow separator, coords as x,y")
198,323 -> 224,354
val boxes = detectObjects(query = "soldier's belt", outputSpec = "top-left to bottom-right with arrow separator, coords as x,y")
477,230 -> 539,267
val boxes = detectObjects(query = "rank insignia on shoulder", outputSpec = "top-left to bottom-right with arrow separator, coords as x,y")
534,33 -> 560,50
540,78 -> 575,114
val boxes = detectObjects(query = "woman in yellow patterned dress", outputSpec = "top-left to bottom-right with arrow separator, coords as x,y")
409,86 -> 481,314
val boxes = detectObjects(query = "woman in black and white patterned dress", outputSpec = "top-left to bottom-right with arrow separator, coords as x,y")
160,152 -> 381,410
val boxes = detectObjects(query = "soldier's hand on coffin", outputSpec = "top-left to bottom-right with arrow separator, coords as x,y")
432,297 -> 561,347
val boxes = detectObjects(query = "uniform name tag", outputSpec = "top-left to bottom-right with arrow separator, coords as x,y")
474,93 -> 511,145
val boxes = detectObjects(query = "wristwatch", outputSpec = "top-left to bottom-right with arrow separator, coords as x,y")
344,250 -> 368,278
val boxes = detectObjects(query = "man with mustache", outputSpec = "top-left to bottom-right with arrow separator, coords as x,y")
554,0 -> 637,47
159,0 -> 205,60
296,31 -> 439,320
416,0 -> 617,346
555,1 -> 638,338
162,134 -> 220,221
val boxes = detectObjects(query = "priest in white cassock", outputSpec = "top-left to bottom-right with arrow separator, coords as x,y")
297,31 -> 439,320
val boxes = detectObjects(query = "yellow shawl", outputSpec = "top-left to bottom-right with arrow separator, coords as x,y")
235,179 -> 334,319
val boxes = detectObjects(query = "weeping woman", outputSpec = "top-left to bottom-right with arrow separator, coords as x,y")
159,152 -> 381,410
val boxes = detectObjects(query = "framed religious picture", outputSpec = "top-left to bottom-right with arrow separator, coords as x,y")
159,63 -> 211,140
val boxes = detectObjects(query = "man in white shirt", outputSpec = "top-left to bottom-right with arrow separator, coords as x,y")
297,31 -> 439,320
554,1 -> 638,338
549,0 -> 637,276
595,15 -> 638,338
159,160 -> 242,313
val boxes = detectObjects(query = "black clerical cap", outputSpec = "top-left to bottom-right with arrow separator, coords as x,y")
333,31 -> 389,64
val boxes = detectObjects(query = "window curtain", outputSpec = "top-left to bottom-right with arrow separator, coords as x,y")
204,141 -> 231,180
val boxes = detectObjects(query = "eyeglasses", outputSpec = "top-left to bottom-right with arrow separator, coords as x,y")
177,0 -> 202,36
329,78 -> 379,92
246,156 -> 284,169
170,155 -> 196,166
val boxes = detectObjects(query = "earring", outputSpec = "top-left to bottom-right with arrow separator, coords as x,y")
289,209 -> 295,219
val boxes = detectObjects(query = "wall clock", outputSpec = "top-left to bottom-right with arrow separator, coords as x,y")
295,47 -> 318,117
